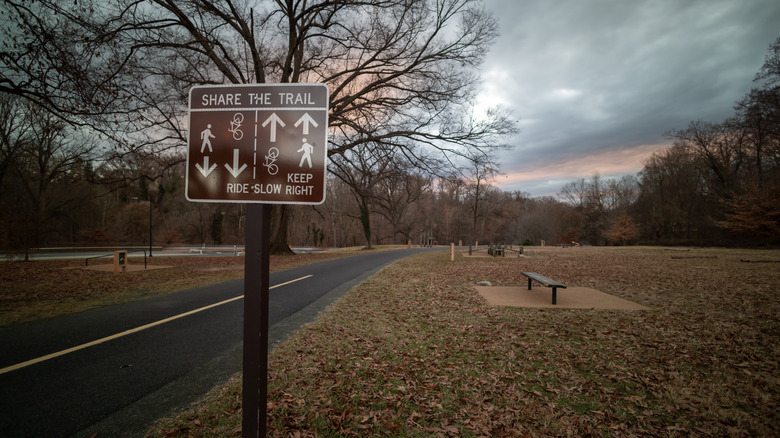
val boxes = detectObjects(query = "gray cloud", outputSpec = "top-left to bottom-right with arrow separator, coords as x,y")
480,0 -> 780,196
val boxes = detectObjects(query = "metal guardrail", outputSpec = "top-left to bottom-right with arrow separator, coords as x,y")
85,250 -> 148,269
84,252 -> 114,266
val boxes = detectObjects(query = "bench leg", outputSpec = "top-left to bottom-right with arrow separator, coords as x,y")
552,287 -> 557,305
527,277 -> 532,290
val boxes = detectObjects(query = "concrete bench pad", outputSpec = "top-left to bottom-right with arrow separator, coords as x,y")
475,286 -> 650,310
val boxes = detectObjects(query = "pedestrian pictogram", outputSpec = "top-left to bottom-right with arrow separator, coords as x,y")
297,138 -> 313,168
200,124 -> 215,153
185,83 -> 329,204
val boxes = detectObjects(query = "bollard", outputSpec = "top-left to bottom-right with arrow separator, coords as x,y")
450,243 -> 455,261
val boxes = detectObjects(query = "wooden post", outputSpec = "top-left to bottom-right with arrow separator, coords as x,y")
450,243 -> 455,261
113,251 -> 127,273
243,204 -> 271,438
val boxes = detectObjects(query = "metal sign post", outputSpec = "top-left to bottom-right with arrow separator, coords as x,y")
185,83 -> 329,438
242,204 -> 270,437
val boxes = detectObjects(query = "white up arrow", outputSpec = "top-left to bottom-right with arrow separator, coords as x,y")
261,113 -> 285,142
294,112 -> 318,135
195,156 -> 217,177
224,149 -> 247,178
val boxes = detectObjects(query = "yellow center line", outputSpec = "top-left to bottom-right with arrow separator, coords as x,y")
0,275 -> 312,375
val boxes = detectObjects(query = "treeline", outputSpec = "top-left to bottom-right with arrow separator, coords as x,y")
310,36 -> 780,248
1,37 -> 778,253
634,36 -> 780,245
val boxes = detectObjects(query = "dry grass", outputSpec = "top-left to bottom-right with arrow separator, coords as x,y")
0,252 -> 351,326
147,246 -> 780,437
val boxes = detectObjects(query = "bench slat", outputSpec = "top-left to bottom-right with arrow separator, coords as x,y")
521,272 -> 566,288
521,272 -> 567,305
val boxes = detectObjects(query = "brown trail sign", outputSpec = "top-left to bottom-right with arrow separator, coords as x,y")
186,83 -> 328,204
186,83 -> 329,438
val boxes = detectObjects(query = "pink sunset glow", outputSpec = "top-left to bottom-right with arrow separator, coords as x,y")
494,142 -> 671,196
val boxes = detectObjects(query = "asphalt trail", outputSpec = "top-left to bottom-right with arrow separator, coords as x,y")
0,248 -> 441,437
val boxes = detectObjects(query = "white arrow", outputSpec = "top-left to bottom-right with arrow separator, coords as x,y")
195,156 -> 217,178
224,149 -> 247,178
294,112 -> 318,135
261,113 -> 285,142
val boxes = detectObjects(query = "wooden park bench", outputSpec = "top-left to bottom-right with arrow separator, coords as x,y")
521,272 -> 567,305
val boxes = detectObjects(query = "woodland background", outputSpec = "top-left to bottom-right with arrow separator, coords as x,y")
0,2 -> 778,254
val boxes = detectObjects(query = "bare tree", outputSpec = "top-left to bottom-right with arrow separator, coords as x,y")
734,37 -> 780,190
734,89 -> 779,189
329,142 -> 398,249
318,177 -> 364,247
0,97 -> 100,257
580,173 -> 607,244
373,164 -> 432,244
435,177 -> 468,244
559,178 -> 588,208
754,36 -> 780,88
463,150 -> 500,245
1,0 -> 515,253
635,145 -> 709,242
605,175 -> 639,213
668,120 -> 749,199
0,93 -> 29,188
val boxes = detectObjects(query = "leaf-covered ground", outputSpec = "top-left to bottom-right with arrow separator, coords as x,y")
148,246 -> 780,437
0,252 -> 351,326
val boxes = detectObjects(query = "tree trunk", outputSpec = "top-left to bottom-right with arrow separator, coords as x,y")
359,202 -> 373,250
269,205 -> 295,255
472,197 -> 479,246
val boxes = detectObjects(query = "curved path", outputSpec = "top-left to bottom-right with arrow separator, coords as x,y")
0,248 -> 442,437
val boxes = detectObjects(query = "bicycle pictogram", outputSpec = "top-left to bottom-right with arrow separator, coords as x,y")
263,147 -> 279,175
228,113 -> 244,140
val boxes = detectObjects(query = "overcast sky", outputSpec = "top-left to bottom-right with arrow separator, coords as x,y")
477,0 -> 780,197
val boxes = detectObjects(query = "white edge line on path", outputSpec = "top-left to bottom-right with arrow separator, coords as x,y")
0,275 -> 313,375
